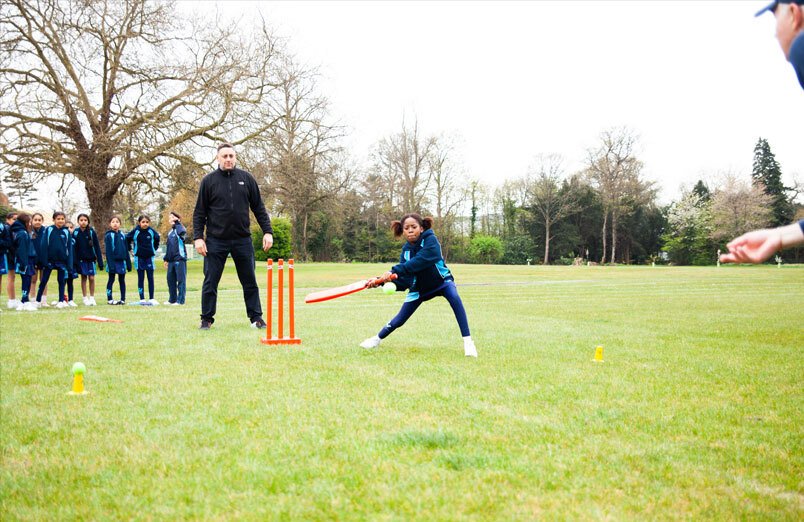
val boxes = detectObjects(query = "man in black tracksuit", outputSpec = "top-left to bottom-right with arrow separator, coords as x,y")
193,143 -> 273,329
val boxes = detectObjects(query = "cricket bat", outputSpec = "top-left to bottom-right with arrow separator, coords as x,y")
304,273 -> 397,304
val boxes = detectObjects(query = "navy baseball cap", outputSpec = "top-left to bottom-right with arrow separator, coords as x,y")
755,0 -> 804,17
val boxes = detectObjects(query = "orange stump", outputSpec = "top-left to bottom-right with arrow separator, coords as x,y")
261,258 -> 302,345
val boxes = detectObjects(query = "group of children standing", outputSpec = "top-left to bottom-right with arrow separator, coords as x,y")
0,210 -> 188,311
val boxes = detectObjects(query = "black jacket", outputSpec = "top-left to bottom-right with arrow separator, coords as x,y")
193,167 -> 272,241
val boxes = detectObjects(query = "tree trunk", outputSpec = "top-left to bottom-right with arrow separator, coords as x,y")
610,211 -> 618,264
543,220 -> 551,265
301,212 -> 309,261
601,210 -> 608,264
610,213 -> 617,264
86,181 -> 121,251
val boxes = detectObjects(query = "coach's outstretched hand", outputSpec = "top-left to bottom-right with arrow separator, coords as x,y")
720,222 -> 804,264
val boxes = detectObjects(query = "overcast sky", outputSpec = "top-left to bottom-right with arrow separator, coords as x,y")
199,0 -> 803,204
26,0 -> 803,211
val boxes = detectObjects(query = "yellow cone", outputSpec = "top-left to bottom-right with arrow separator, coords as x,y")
593,345 -> 604,363
68,362 -> 88,395
71,374 -> 85,394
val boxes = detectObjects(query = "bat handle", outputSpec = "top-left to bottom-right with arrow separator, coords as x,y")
367,273 -> 397,288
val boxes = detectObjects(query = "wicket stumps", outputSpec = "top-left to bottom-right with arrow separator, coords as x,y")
261,258 -> 302,345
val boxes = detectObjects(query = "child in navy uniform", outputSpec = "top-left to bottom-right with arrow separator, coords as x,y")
3,211 -> 20,309
73,213 -> 104,306
126,214 -> 160,305
63,221 -> 79,306
360,213 -> 477,357
163,211 -> 187,305
35,212 -> 73,309
0,216 -> 10,308
105,216 -> 131,304
10,213 -> 36,311
30,213 -> 48,307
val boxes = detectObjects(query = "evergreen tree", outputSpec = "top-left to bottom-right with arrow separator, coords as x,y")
751,138 -> 794,227
692,180 -> 711,202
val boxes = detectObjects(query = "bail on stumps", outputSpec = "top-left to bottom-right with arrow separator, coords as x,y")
68,362 -> 88,395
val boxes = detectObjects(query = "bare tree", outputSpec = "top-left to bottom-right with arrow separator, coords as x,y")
427,137 -> 466,259
2,169 -> 40,209
527,154 -> 580,264
247,60 -> 346,260
0,0 -> 285,241
710,173 -> 773,242
55,174 -> 81,220
586,128 -> 650,264
375,117 -> 436,212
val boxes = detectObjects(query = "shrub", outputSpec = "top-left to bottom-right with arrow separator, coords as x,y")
468,235 -> 504,264
252,217 -> 292,261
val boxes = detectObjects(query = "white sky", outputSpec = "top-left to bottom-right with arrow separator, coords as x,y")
210,0 -> 803,204
23,0 -> 803,211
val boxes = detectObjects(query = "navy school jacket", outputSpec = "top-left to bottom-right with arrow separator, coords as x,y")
390,229 -> 454,295
126,226 -> 160,259
30,225 -> 45,260
72,226 -> 104,268
0,222 -> 11,256
163,222 -> 187,262
39,225 -> 73,267
10,220 -> 30,272
105,229 -> 132,271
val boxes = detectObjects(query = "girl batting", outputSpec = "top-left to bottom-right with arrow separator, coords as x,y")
360,213 -> 477,357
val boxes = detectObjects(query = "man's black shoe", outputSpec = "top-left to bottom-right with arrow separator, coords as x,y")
199,319 -> 212,330
251,318 -> 267,329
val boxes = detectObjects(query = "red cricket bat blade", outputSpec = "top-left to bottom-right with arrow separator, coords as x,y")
304,273 -> 397,304
304,279 -> 370,304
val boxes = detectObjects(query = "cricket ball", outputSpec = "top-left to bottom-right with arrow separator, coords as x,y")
382,282 -> 396,295
71,362 -> 86,375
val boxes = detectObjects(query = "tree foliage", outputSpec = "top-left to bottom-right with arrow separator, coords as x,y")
252,217 -> 292,262
468,235 -> 503,264
751,137 -> 794,227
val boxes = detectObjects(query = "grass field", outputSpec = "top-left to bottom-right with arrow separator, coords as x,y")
1,262 -> 802,520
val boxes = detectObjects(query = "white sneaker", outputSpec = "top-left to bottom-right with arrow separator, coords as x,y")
88,297 -> 97,306
7,299 -> 19,309
82,296 -> 89,305
149,299 -> 159,306
23,302 -> 38,311
138,299 -> 150,306
464,339 -> 478,358
55,301 -> 69,309
107,299 -> 115,305
68,300 -> 78,307
15,302 -> 25,311
39,298 -> 49,307
359,335 -> 382,349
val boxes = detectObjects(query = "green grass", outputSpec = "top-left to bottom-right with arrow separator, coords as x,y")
1,262 -> 802,520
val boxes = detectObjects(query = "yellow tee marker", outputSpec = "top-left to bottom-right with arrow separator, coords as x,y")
68,362 -> 88,395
